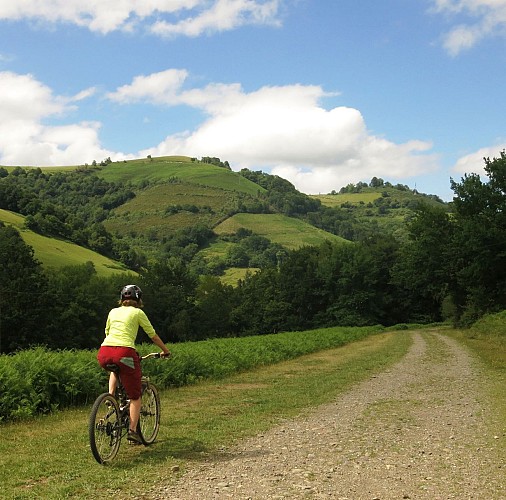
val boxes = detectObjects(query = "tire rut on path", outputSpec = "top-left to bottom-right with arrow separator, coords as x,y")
146,331 -> 505,499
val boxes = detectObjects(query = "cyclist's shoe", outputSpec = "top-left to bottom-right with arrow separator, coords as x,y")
127,429 -> 142,445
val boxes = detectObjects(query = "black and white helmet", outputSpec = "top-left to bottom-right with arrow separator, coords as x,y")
120,284 -> 142,301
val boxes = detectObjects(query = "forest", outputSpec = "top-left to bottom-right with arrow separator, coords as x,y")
1,151 -> 505,354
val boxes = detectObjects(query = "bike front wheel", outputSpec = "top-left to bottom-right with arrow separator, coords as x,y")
89,393 -> 121,464
138,382 -> 160,445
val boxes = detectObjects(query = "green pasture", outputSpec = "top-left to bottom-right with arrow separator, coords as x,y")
313,192 -> 381,207
114,183 -> 232,212
105,210 -> 215,238
220,266 -> 260,285
199,239 -> 232,259
0,209 -> 130,276
96,156 -> 264,197
214,213 -> 350,249
104,182 -> 238,236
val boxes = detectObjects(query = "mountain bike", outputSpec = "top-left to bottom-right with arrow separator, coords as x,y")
89,352 -> 162,464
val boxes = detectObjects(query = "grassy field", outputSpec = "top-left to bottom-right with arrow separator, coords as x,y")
220,266 -> 260,285
313,192 -> 382,207
96,156 -> 264,197
0,330 -> 411,499
214,213 -> 350,250
0,209 -> 130,276
103,182 -> 239,236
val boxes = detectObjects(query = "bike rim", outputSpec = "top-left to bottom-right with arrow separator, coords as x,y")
138,385 -> 160,444
89,394 -> 121,464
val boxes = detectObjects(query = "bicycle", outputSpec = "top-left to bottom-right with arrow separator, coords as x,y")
89,352 -> 162,464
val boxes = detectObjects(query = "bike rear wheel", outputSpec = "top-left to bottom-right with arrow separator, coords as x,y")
89,393 -> 121,464
138,382 -> 160,445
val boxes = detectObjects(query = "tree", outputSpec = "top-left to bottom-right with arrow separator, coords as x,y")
140,258 -> 197,342
44,263 -> 120,349
392,204 -> 453,323
194,276 -> 235,337
0,224 -> 49,352
449,150 -> 506,324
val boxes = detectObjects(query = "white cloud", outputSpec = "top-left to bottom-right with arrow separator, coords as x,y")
107,69 -> 189,104
0,69 -> 440,192
451,143 -> 506,178
124,73 -> 438,194
431,0 -> 506,55
151,0 -> 281,37
0,71 -> 115,166
0,0 -> 281,36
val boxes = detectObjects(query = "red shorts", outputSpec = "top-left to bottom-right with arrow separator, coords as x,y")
97,346 -> 142,400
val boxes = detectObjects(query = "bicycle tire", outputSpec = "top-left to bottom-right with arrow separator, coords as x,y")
89,393 -> 121,464
138,382 -> 160,445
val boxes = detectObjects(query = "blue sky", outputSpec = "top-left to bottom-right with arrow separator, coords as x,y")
1,0 -> 505,201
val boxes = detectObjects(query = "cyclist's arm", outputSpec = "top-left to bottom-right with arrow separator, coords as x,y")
151,334 -> 171,357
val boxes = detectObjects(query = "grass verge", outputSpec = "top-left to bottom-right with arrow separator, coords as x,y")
445,319 -> 506,459
0,330 -> 411,499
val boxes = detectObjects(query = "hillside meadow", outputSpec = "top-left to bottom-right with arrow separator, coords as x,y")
0,209 -> 129,276
96,156 -> 263,197
214,213 -> 349,250
103,181 -> 240,236
313,191 -> 382,207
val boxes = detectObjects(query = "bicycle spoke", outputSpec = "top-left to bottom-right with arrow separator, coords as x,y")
89,394 -> 122,464
138,383 -> 160,445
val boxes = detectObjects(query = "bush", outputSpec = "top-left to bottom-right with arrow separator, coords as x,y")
0,347 -> 106,421
0,326 -> 384,422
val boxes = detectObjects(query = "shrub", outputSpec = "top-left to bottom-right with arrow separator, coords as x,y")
0,326 -> 384,422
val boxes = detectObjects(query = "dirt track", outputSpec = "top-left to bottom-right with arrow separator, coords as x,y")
147,331 -> 505,499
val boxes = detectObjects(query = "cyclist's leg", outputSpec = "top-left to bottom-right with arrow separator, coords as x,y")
130,398 -> 141,431
112,350 -> 142,436
108,371 -> 118,395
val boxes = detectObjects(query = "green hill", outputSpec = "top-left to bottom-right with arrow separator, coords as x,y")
0,209 -> 131,276
97,156 -> 263,197
0,157 -> 450,280
104,181 -> 242,237
311,186 -> 449,240
214,213 -> 349,250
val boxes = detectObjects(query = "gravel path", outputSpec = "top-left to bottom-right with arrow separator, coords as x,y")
148,331 -> 505,499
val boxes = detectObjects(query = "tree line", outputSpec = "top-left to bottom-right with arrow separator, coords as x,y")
1,152 -> 505,353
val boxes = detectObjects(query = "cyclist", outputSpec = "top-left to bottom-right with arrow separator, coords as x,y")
97,284 -> 171,445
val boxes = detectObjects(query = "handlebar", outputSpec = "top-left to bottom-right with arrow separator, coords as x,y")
141,352 -> 170,360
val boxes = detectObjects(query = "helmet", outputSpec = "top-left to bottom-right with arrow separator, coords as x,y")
120,284 -> 142,302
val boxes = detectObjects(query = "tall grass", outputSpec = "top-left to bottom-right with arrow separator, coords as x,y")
448,310 -> 506,370
0,348 -> 105,421
0,326 -> 384,423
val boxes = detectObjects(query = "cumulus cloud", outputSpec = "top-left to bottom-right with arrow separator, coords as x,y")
451,143 -> 506,178
107,69 -> 189,104
116,71 -> 439,194
431,0 -> 506,55
151,0 -> 281,37
0,68 -> 440,193
0,0 -> 281,36
0,71 -> 115,166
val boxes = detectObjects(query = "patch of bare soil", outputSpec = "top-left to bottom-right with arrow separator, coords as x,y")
146,331 -> 505,499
